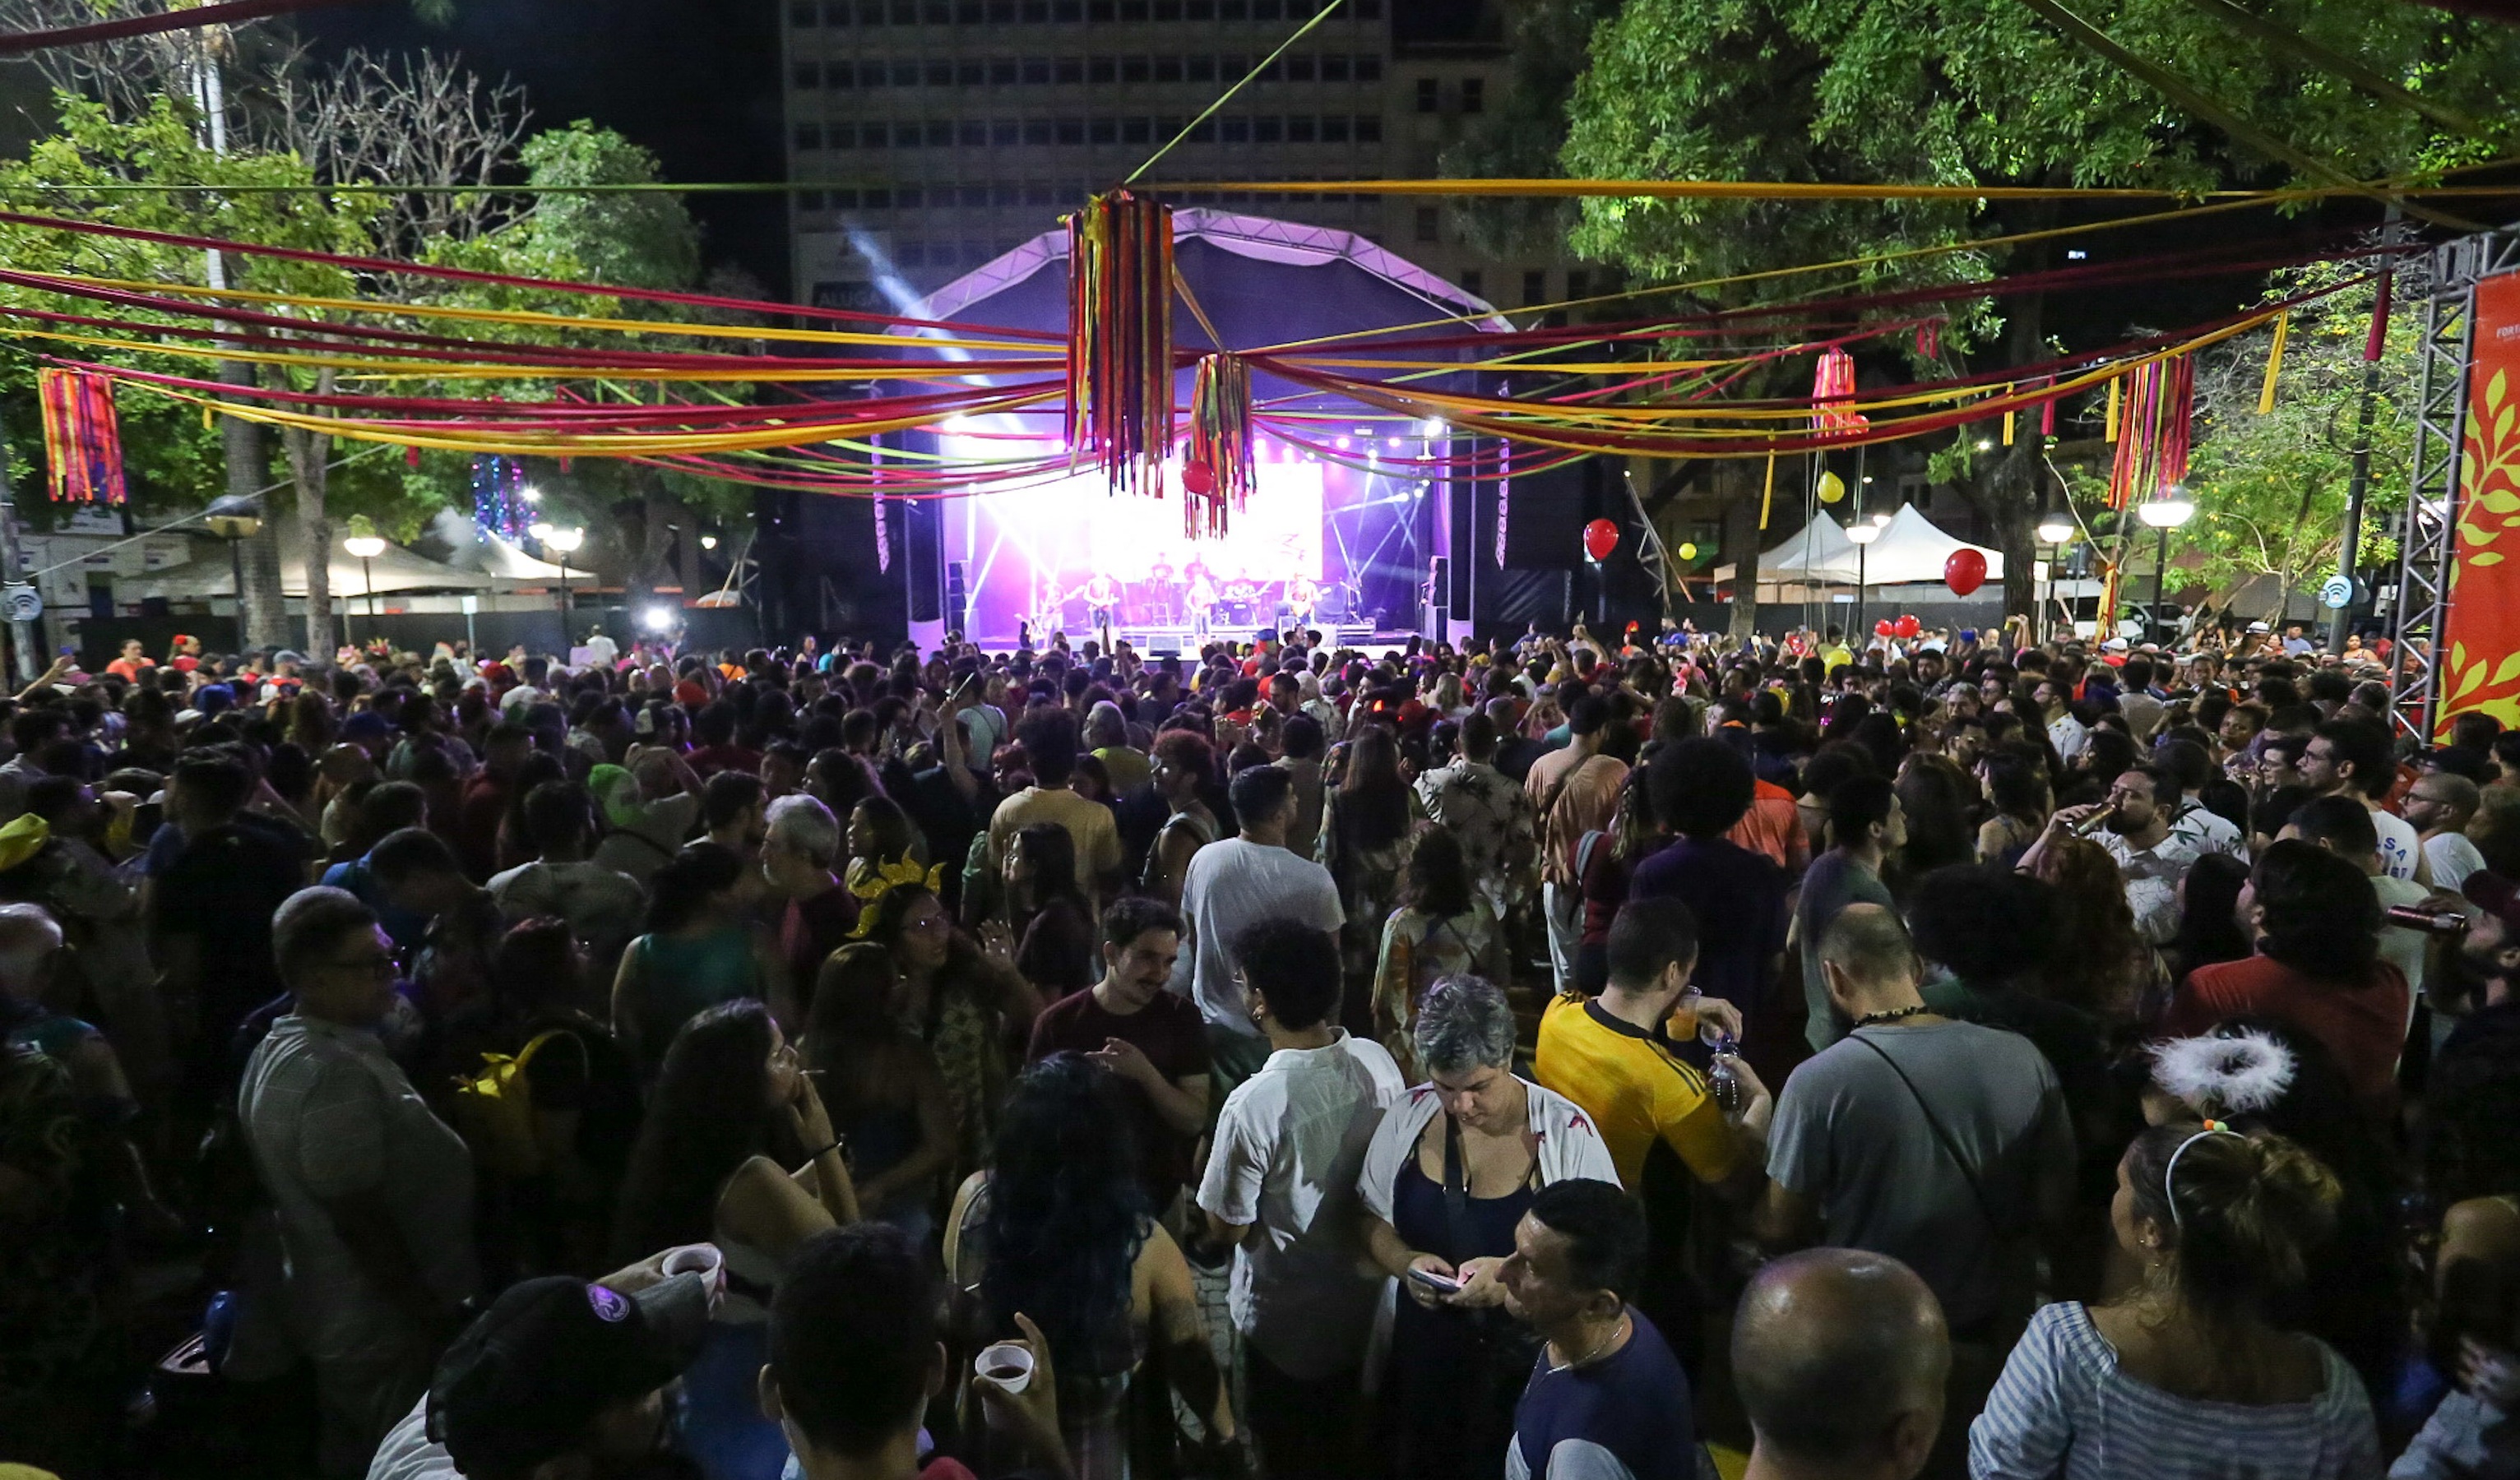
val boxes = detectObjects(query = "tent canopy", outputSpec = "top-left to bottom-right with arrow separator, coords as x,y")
132,529 -> 493,600
442,530 -> 570,581
1852,505 -> 2005,585
1714,512 -> 1861,583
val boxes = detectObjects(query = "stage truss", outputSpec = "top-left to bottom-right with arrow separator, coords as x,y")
2393,222 -> 2520,742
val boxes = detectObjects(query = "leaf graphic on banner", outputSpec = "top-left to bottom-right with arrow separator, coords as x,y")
2487,490 -> 2520,514
2456,662 -> 2488,701
2496,653 -> 2520,687
2455,641 -> 2470,673
2472,553 -> 2504,567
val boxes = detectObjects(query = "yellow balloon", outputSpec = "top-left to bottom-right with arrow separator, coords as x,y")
1677,542 -> 1699,561
1818,470 -> 1846,504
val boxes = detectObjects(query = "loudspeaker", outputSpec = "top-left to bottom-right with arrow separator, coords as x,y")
1429,556 -> 1449,608
945,561 -> 968,636
904,498 -> 943,624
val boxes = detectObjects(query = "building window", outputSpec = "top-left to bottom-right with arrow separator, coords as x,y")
1156,0 -> 1180,15
986,58 -> 1014,83
1089,55 -> 1114,82
952,181 -> 981,204
858,0 -> 883,19
1051,0 -> 1078,16
1023,56 -> 1052,82
1321,53 -> 1347,81
793,62 -> 821,86
1355,53 -> 1380,80
1253,114 -> 1282,142
1220,0 -> 1244,16
1022,181 -> 1052,203
1155,54 -> 1182,82
794,123 -> 824,148
1121,55 -> 1150,82
1090,115 -> 1118,143
1058,116 -> 1086,143
1025,118 -> 1054,143
864,187 -> 892,207
900,242 -> 927,267
1460,268 -> 1481,297
892,60 -> 920,84
1220,115 -> 1249,142
993,182 -> 1020,204
790,2 -> 819,23
1254,54 -> 1281,80
1564,268 -> 1588,298
1025,0 -> 1051,16
1122,115 -> 1151,142
1415,76 -> 1438,113
926,59 -> 955,85
830,121 -> 859,146
1414,206 -> 1438,243
1285,53 -> 1313,81
1121,0 -> 1149,17
1522,269 -> 1545,303
862,121 -> 889,146
1354,113 -> 1380,141
1355,0 -> 1379,14
994,117 -> 1020,144
1048,55 -> 1077,81
957,0 -> 982,16
1287,113 -> 1315,141
1253,0 -> 1281,16
1187,0 -> 1213,16
1321,113 -> 1347,141
924,0 -> 952,19
1188,53 -> 1216,81
1188,117 -> 1216,141
989,0 -> 1015,16
1088,0 -> 1114,17
891,0 -> 916,19
1461,77 -> 1484,113
897,185 -> 924,206
830,61 -> 855,86
859,59 -> 887,84
957,58 -> 984,84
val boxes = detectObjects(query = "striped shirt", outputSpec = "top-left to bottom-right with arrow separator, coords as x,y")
1969,1302 -> 2379,1480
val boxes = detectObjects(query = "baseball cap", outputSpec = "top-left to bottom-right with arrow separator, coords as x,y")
2463,871 -> 2520,933
341,711 -> 394,742
428,1272 -> 711,1479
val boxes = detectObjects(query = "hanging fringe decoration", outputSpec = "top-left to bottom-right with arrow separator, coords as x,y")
2040,377 -> 2057,437
1812,348 -> 1867,437
2097,354 -> 2196,628
1759,451 -> 1777,530
36,367 -> 126,505
2105,377 -> 2122,442
2002,382 -> 2017,446
1065,190 -> 1176,496
2257,312 -> 2291,414
1915,320 -> 1942,361
2365,271 -> 2393,363
1184,352 -> 1254,537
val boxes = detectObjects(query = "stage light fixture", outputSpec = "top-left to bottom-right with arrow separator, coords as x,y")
521,487 -> 541,504
529,520 -> 554,543
641,605 -> 675,631
1420,419 -> 1445,437
701,534 -> 718,550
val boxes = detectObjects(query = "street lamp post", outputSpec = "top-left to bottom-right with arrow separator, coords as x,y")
548,526 -> 583,618
1847,516 -> 1881,644
2036,502 -> 2076,644
204,510 -> 262,646
343,534 -> 386,648
2136,488 -> 2196,646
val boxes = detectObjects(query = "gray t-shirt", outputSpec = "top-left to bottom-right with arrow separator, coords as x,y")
1767,1020 -> 2073,1329
1795,851 -> 1895,1050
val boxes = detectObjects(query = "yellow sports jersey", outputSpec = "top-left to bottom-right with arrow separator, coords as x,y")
1532,993 -> 1740,1191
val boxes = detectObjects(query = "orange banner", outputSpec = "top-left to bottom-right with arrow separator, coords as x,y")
2438,270 -> 2520,735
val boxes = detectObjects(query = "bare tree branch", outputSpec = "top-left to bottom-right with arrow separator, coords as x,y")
252,48 -> 532,254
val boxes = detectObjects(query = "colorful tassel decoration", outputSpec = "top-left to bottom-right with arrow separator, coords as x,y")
1759,451 -> 1777,530
1065,190 -> 1176,497
2105,377 -> 2122,442
2002,382 -> 2017,446
2040,378 -> 2057,438
2365,271 -> 2392,363
1184,353 -> 1254,538
37,368 -> 127,505
2258,312 -> 2291,415
1812,348 -> 1866,437
2105,356 -> 2193,513
1915,320 -> 1941,361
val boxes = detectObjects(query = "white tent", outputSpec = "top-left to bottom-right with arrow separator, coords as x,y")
1846,505 -> 2005,586
438,526 -> 571,583
128,529 -> 494,600
1713,512 -> 1863,584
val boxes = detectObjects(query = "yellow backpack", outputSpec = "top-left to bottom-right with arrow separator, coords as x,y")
449,1030 -> 579,1179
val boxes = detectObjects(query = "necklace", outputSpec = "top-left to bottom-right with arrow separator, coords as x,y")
1854,1004 -> 1930,1029
1555,1312 -> 1629,1371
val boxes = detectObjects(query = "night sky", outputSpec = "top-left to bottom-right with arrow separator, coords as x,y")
303,0 -> 791,295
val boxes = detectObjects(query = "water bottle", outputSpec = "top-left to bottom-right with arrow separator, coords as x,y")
1710,1034 -> 1744,1116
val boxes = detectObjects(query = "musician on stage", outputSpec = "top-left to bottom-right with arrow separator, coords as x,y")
1082,570 -> 1120,648
1185,566 -> 1218,639
1285,570 -> 1319,629
1146,557 -> 1177,625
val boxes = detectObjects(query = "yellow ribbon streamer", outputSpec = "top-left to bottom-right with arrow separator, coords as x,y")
2257,311 -> 2290,415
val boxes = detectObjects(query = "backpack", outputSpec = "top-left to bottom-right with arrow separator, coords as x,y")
449,1029 -> 581,1179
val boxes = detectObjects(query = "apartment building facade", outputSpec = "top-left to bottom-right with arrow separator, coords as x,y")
778,0 -> 1582,312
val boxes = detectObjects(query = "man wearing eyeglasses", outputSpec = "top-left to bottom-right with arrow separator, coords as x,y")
2021,761 -> 2199,946
239,887 -> 479,1479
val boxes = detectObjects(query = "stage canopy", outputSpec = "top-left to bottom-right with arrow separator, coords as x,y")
885,210 -> 1511,645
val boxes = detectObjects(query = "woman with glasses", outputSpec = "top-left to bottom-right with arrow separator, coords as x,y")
1360,976 -> 1619,1480
868,881 -> 1043,1179
613,997 -> 859,1480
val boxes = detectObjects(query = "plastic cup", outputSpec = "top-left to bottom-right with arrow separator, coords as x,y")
974,1343 -> 1035,1396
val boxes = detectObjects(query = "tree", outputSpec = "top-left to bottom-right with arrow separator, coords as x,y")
1557,0 -> 2517,617
2152,263 -> 2411,622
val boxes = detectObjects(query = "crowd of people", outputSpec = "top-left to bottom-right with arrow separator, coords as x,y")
3,613 -> 2518,1480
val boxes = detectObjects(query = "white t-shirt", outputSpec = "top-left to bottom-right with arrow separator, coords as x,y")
1197,1029 -> 1404,1381
498,683 -> 548,714
2169,804 -> 2247,861
2372,872 -> 2433,1021
2372,809 -> 2424,884
1173,837 -> 1346,1035
366,1396 -> 456,1480
2046,714 -> 2089,762
2425,830 -> 2488,892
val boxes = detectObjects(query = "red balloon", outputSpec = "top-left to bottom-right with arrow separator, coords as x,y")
1943,548 -> 1988,597
1875,619 -> 1896,637
1181,461 -> 1217,496
1582,518 -> 1620,562
1895,614 -> 1922,639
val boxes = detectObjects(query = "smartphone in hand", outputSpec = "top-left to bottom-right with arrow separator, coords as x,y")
1406,1266 -> 1462,1297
